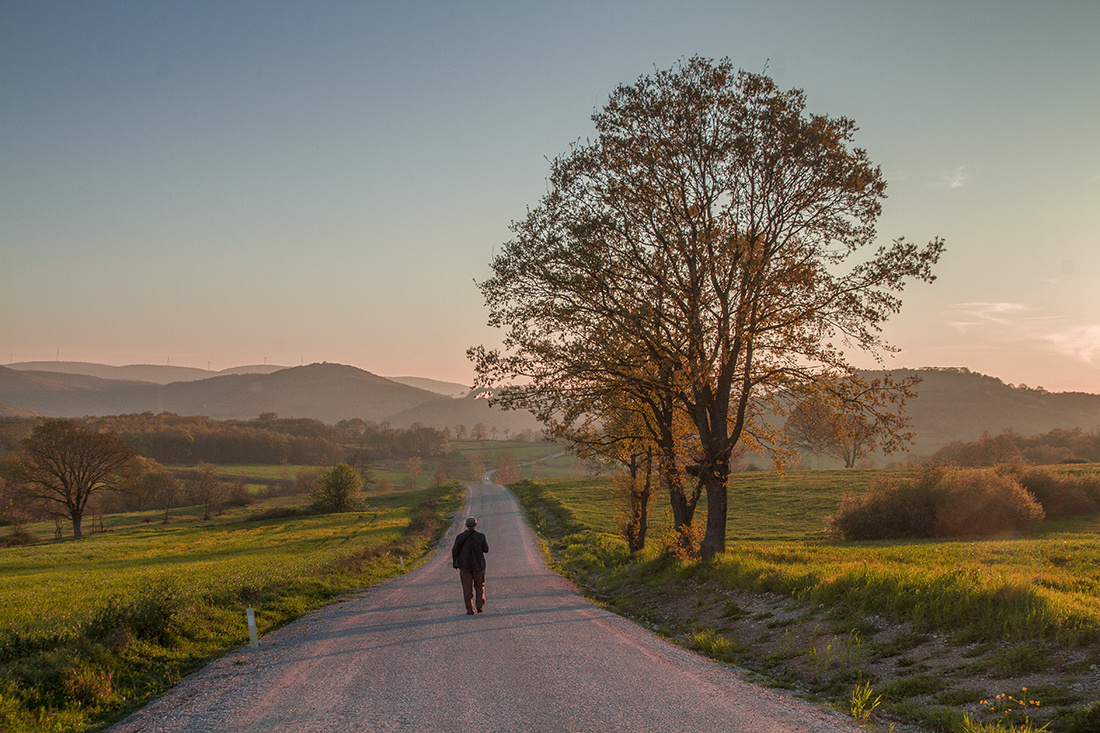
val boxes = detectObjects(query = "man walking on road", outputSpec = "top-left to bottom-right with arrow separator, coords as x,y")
451,517 -> 489,615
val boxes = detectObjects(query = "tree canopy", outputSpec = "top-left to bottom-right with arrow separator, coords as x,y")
470,57 -> 943,559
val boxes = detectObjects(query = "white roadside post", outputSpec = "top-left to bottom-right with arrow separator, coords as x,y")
246,607 -> 259,649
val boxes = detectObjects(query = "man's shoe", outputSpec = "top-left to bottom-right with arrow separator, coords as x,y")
466,610 -> 475,615
477,607 -> 483,613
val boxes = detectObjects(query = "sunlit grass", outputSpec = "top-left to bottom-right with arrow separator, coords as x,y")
0,482 -> 464,733
513,471 -> 1100,730
520,470 -> 1100,646
0,511 -> 406,639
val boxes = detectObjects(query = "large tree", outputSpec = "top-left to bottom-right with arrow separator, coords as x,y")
470,57 -> 943,560
8,420 -> 136,539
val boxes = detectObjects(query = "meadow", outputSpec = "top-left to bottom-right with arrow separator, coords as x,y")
0,482 -> 464,733
6,449 -> 1098,732
200,439 -> 573,494
512,468 -> 1100,733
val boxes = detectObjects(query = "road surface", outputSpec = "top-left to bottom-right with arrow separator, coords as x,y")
109,481 -> 861,732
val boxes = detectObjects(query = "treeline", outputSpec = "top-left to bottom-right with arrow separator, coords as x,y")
0,413 -> 458,466
929,427 -> 1100,467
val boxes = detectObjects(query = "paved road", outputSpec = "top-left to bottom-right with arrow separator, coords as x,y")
110,482 -> 861,732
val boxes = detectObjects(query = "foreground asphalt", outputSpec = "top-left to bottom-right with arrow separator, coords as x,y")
109,482 -> 862,732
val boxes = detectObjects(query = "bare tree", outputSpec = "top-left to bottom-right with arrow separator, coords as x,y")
7,420 -> 136,539
185,462 -> 225,521
471,57 -> 943,559
785,374 -> 917,468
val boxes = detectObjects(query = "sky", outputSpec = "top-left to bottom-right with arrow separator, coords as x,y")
2,1 -> 1098,393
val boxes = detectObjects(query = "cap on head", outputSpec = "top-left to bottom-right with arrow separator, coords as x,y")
465,517 -> 477,528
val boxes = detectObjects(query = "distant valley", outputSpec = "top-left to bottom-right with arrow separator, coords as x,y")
1,362 -> 1097,459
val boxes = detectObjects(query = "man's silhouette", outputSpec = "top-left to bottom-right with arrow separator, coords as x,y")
451,517 -> 489,614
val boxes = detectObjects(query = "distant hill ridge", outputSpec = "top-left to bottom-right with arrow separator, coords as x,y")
886,367 -> 1100,456
0,362 -> 533,433
0,363 -> 1096,455
7,361 -> 470,396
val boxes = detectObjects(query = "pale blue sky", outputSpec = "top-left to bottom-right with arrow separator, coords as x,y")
2,1 -> 1098,392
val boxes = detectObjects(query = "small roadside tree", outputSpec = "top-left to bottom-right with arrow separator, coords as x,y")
495,452 -> 520,485
467,455 -> 486,482
6,420 -> 137,539
310,464 -> 363,513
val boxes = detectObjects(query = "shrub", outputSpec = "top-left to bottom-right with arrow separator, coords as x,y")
309,464 -> 363,513
996,464 -> 1100,519
931,469 -> 1044,538
827,469 -> 940,540
0,529 -> 34,548
85,581 -> 184,645
828,468 -> 1044,540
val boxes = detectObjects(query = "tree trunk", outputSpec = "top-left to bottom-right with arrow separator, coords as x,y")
71,512 -> 83,540
625,449 -> 653,553
666,463 -> 702,556
635,453 -> 652,551
698,456 -> 731,561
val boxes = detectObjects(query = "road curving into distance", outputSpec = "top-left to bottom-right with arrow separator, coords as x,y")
109,481 -> 862,732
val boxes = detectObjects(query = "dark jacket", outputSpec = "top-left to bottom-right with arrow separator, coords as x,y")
451,529 -> 489,571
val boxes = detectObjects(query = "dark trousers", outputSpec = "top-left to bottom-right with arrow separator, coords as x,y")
459,568 -> 486,612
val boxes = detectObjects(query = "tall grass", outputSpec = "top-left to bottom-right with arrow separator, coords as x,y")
703,537 -> 1100,647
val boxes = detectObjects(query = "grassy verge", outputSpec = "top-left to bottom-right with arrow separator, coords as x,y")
0,481 -> 464,733
511,476 -> 1100,733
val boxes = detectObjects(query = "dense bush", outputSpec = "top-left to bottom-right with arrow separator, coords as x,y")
996,464 -> 1100,519
309,464 -> 363,513
828,468 -> 1045,540
85,581 -> 184,646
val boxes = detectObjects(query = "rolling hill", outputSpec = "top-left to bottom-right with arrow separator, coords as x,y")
0,363 -> 538,432
1,363 -> 1096,456
8,361 -> 288,384
884,367 -> 1100,457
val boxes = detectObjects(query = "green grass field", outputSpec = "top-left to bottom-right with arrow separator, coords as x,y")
199,439 -> 567,492
513,468 -> 1100,732
0,482 -> 465,733
529,468 -> 892,540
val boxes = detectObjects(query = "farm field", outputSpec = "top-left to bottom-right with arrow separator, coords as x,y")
513,467 -> 1100,732
0,482 -> 464,733
201,439 -> 569,492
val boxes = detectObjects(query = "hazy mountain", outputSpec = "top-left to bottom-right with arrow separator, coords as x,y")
9,362 -> 471,397
385,376 -> 470,398
0,367 -> 162,416
886,367 -> 1100,457
0,363 -> 536,431
154,363 -> 446,424
7,361 -> 286,385
2,363 -> 1095,454
0,400 -> 40,418
385,388 -> 541,434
